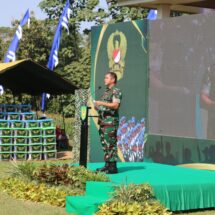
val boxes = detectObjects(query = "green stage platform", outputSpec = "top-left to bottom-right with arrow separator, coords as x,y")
66,162 -> 215,215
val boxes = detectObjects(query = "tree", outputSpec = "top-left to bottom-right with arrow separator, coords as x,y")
0,27 -> 14,62
37,0 -> 150,116
0,37 -> 4,61
16,17 -> 52,66
108,0 -> 148,23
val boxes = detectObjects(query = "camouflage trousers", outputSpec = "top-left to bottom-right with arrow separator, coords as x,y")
99,125 -> 118,162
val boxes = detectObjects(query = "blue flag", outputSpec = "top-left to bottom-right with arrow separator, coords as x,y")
4,9 -> 30,62
41,0 -> 71,112
147,10 -> 157,20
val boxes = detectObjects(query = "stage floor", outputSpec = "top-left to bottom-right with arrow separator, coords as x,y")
66,162 -> 215,215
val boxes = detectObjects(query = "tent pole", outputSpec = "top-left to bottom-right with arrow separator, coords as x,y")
60,95 -> 66,132
34,96 -> 39,119
12,94 -> 16,104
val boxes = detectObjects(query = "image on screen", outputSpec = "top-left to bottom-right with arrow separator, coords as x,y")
149,12 -> 215,140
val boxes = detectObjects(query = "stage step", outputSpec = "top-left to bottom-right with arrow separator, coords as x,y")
86,181 -> 114,197
66,181 -> 114,215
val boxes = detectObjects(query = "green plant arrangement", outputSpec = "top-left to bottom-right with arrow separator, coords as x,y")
33,164 -> 110,189
8,160 -> 37,181
0,162 -> 110,207
0,178 -> 76,207
112,183 -> 155,203
96,183 -> 172,215
96,200 -> 172,215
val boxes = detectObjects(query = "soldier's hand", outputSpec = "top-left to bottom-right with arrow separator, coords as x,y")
93,100 -> 100,110
95,101 -> 103,106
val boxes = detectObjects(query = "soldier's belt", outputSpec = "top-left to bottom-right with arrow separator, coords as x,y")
99,122 -> 117,127
102,112 -> 115,117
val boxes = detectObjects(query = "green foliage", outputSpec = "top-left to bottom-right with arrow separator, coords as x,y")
0,177 -> 77,207
9,160 -> 36,181
33,164 -> 110,189
39,0 -> 108,25
96,200 -> 172,215
0,0 -> 150,117
0,162 -> 109,207
0,37 -> 4,61
64,46 -> 90,89
108,0 -> 149,23
112,183 -> 155,203
33,164 -> 71,185
0,27 -> 13,61
96,183 -> 172,215
16,17 -> 52,66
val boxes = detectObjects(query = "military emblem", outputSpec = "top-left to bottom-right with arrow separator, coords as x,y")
107,30 -> 127,81
80,106 -> 87,121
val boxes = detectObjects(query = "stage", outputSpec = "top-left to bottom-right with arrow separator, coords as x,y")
66,162 -> 215,214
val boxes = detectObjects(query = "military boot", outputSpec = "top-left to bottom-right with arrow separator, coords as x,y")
106,161 -> 118,174
96,162 -> 109,172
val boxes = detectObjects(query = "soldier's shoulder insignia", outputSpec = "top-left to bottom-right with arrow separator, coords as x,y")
113,87 -> 121,94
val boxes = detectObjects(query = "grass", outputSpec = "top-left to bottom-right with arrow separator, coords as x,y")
0,161 -> 214,215
0,160 -> 73,215
0,192 -> 67,215
0,114 -> 76,214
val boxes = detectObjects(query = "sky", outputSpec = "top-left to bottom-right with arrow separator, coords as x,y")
0,0 -> 108,29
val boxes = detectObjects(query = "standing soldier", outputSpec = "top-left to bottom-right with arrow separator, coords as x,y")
201,64 -> 215,139
94,72 -> 122,174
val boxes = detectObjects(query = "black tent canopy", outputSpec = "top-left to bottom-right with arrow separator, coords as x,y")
0,59 -> 78,95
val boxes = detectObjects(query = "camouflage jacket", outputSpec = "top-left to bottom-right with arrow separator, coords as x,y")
98,86 -> 122,126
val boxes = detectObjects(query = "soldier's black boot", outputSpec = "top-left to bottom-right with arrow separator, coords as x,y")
96,161 -> 109,172
106,161 -> 118,174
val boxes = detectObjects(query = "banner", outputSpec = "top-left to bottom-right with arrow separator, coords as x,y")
41,0 -> 70,112
4,9 -> 30,63
90,20 -> 148,162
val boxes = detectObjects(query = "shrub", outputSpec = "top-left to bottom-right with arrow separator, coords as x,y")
2,162 -> 110,207
112,183 -> 155,203
0,178 -> 80,207
33,164 -> 110,189
96,200 -> 172,215
9,160 -> 36,181
96,183 -> 172,215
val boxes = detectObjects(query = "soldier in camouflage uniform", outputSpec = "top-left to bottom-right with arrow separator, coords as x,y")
94,72 -> 122,174
201,64 -> 215,139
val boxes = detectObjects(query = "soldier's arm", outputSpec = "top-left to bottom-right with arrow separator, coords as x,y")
95,88 -> 122,110
201,92 -> 215,110
200,70 -> 215,110
95,101 -> 120,110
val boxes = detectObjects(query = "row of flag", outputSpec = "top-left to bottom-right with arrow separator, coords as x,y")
2,1 -> 157,111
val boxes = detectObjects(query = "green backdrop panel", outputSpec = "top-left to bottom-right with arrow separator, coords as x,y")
90,20 -> 149,162
145,134 -> 215,164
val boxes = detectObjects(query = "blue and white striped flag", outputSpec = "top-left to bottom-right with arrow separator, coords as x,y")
47,0 -> 70,71
147,9 -> 157,20
4,9 -> 30,63
41,0 -> 71,112
1,9 -> 30,95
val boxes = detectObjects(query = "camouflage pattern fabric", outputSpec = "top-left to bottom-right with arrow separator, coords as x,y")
99,125 -> 118,162
98,86 -> 122,162
73,89 -> 89,163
